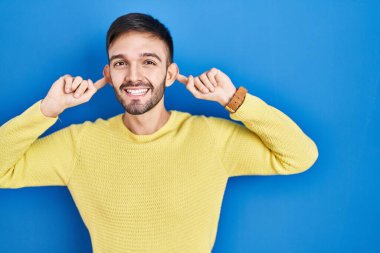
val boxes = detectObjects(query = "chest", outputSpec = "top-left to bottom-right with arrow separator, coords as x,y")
69,134 -> 228,220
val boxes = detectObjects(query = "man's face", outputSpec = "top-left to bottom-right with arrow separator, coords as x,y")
106,31 -> 170,115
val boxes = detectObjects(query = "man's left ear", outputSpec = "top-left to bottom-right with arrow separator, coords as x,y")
165,63 -> 179,88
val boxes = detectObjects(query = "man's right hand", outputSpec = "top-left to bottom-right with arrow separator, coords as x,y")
40,74 -> 108,118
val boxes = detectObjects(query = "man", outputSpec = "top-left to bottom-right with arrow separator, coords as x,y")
0,13 -> 318,253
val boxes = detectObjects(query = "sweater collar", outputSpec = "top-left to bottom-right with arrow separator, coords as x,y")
109,110 -> 179,143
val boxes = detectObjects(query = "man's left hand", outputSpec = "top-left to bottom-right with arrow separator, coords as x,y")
176,68 -> 237,107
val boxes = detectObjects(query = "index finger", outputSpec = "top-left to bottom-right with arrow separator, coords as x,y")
176,73 -> 188,84
93,77 -> 107,90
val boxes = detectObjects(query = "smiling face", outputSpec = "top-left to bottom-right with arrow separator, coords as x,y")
104,31 -> 178,115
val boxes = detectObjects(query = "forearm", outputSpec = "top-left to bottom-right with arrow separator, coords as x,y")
0,99 -> 58,174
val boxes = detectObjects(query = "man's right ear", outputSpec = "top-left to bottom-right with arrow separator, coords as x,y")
103,65 -> 113,87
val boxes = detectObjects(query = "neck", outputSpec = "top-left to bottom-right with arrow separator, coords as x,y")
122,99 -> 171,135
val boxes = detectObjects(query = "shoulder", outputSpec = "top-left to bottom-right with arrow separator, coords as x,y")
65,113 -> 122,135
173,110 -> 240,131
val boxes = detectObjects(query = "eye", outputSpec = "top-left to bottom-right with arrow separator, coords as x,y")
144,60 -> 156,65
114,61 -> 125,67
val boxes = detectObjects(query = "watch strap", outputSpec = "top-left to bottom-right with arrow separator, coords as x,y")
224,86 -> 248,113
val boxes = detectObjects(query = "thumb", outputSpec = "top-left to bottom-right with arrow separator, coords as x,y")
94,77 -> 108,90
176,73 -> 188,85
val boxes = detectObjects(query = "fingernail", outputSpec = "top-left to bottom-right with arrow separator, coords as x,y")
74,94 -> 79,98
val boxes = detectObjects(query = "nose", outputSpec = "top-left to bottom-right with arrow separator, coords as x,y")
124,63 -> 142,83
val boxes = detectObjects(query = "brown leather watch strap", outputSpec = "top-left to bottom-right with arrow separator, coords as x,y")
224,86 -> 248,113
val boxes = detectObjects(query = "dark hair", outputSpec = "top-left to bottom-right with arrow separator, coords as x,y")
106,13 -> 173,64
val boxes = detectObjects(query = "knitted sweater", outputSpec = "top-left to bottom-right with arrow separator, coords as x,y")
0,93 -> 318,252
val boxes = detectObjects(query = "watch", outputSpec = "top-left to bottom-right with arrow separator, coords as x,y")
224,86 -> 248,113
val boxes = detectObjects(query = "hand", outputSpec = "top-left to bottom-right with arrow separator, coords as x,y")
176,68 -> 237,107
40,74 -> 108,118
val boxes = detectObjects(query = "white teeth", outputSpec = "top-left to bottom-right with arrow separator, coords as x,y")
125,88 -> 149,95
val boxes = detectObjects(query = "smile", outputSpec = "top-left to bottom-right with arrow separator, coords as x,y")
123,88 -> 150,97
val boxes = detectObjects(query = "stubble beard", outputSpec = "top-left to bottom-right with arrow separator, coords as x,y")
114,74 -> 167,115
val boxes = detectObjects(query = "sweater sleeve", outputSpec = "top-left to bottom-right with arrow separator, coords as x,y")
0,99 -> 84,188
206,93 -> 319,177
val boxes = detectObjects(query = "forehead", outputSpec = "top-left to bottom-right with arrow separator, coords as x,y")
108,31 -> 168,61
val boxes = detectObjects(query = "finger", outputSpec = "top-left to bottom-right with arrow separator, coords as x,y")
71,76 -> 84,92
206,68 -> 218,87
62,74 -> 73,93
186,75 -> 204,99
176,73 -> 188,84
79,79 -> 97,102
74,80 -> 89,98
194,77 -> 209,94
94,77 -> 108,90
199,73 -> 215,92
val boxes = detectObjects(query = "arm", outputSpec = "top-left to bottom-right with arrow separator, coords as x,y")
206,93 -> 318,177
0,73 -> 107,188
177,68 -> 318,177
0,99 -> 84,188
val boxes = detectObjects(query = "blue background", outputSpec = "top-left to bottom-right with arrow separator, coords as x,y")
0,0 -> 379,252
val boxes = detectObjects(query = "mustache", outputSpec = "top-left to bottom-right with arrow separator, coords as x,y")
119,81 -> 153,91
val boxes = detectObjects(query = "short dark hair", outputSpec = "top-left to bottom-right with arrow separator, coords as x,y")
106,13 -> 174,64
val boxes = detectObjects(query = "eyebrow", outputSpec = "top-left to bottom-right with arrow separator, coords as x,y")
109,52 -> 162,63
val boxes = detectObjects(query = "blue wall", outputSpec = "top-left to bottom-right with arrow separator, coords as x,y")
0,0 -> 379,252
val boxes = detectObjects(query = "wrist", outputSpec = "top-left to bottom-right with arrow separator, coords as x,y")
219,87 -> 237,107
40,98 -> 64,118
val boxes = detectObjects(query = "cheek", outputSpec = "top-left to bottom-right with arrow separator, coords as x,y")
144,68 -> 166,83
109,70 -> 124,86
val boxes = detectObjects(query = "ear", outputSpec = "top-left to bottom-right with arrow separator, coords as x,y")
103,65 -> 113,87
165,62 -> 179,88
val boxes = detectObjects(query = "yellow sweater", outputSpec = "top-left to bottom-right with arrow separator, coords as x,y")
0,93 -> 318,252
